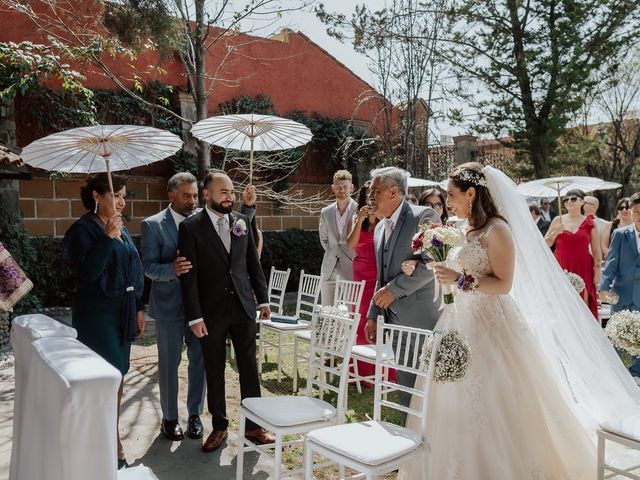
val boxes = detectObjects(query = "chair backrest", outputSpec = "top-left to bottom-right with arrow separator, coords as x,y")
267,267 -> 291,314
306,309 -> 359,422
295,269 -> 322,321
333,276 -> 367,313
373,318 -> 443,434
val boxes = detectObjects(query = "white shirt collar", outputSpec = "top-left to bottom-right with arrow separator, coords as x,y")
169,205 -> 186,227
386,201 -> 403,227
205,206 -> 229,228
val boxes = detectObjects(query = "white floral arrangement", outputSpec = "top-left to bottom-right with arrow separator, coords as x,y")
421,329 -> 472,383
564,270 -> 585,294
314,304 -> 350,340
605,310 -> 640,356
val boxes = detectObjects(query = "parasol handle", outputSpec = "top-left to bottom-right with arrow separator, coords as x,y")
103,154 -> 116,212
556,191 -> 562,221
249,137 -> 254,184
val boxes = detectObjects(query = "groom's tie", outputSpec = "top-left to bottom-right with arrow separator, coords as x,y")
216,216 -> 231,253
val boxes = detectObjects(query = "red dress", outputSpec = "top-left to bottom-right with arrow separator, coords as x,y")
553,216 -> 598,319
352,229 -> 396,385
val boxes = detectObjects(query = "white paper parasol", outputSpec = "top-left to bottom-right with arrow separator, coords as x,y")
190,113 -> 313,182
21,124 -> 183,207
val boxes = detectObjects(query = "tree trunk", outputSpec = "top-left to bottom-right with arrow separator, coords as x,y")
194,0 -> 210,180
529,134 -> 551,179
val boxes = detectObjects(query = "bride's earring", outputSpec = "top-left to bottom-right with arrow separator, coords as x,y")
467,198 -> 473,218
94,199 -> 99,214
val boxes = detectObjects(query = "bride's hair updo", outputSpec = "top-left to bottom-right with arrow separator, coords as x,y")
449,162 -> 506,234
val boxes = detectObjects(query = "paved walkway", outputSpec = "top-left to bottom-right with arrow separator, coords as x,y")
0,345 -> 280,480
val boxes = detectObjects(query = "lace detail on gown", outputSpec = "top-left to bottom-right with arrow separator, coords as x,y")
398,219 -> 595,480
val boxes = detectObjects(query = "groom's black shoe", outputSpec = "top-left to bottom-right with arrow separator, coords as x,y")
161,418 -> 184,441
187,415 -> 204,439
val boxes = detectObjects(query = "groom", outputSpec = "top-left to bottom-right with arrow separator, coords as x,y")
600,192 -> 640,381
364,166 -> 441,406
178,170 -> 273,451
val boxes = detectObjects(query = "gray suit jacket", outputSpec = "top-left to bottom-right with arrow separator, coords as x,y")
367,200 -> 441,330
319,199 -> 358,281
141,205 -> 255,321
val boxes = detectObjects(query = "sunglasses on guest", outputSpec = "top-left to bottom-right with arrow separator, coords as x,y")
618,205 -> 631,211
425,202 -> 443,209
563,196 -> 580,203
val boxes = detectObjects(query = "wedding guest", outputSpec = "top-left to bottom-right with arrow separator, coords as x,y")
539,197 -> 557,221
141,172 -> 206,442
406,194 -> 418,205
61,173 -> 144,469
545,189 -> 601,319
419,188 -> 449,224
346,181 -> 382,385
602,197 -> 632,258
583,195 -> 607,233
600,192 -> 640,382
529,203 -> 550,236
319,170 -> 357,304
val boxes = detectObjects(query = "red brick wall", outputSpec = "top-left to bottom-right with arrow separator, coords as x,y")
18,175 -> 329,236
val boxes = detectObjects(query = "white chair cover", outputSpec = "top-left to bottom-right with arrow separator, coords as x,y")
12,336 -> 121,480
10,314 -> 77,480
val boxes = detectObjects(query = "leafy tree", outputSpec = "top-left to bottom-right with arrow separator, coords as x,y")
444,0 -> 640,178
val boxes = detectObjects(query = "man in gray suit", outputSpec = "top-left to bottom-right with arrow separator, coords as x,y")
141,172 -> 258,441
319,169 -> 358,304
364,166 -> 440,405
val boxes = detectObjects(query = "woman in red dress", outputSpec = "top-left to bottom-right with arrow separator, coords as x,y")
347,182 -> 382,385
545,189 -> 602,319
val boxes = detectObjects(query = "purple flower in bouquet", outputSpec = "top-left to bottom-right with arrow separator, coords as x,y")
431,235 -> 444,249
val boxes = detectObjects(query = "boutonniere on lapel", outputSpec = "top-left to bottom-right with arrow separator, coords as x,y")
231,218 -> 248,237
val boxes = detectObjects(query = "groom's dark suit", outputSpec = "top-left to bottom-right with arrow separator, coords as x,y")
179,208 -> 268,430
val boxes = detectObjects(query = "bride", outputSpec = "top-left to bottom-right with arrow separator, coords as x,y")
400,163 -> 640,479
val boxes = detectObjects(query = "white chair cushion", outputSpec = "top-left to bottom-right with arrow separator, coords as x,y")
242,396 -> 336,427
602,414 -> 640,441
261,320 -> 310,331
306,420 -> 422,466
295,330 -> 312,340
351,344 -> 394,361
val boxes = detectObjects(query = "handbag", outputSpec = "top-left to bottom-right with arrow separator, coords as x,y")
0,242 -> 34,311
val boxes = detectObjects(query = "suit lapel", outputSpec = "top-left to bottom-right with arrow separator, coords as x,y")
163,208 -> 178,246
386,201 -> 409,262
374,222 -> 385,283
229,213 -> 242,261
198,210 -> 229,265
327,203 -> 339,241
627,227 -> 640,262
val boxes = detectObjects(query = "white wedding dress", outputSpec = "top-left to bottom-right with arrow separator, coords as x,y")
400,219 -> 596,479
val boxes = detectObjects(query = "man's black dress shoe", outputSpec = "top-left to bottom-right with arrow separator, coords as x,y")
187,415 -> 204,439
117,458 -> 129,470
161,418 -> 184,441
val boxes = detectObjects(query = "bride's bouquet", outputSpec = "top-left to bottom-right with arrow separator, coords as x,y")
605,310 -> 640,356
421,329 -> 471,383
564,270 -> 585,294
412,224 -> 465,304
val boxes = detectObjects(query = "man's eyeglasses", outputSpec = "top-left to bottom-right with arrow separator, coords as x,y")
563,196 -> 580,203
618,205 -> 631,211
425,202 -> 443,209
540,202 -> 549,206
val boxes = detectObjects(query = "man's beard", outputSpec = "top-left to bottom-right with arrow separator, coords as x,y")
176,205 -> 196,217
208,199 -> 233,214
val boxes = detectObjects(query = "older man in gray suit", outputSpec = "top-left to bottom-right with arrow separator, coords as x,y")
364,166 -> 440,405
319,170 -> 358,304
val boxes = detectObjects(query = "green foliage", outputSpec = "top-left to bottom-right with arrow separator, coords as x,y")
170,149 -> 199,178
261,229 -> 323,293
27,81 -> 182,135
0,41 -> 93,102
218,94 -> 277,115
444,0 -> 640,178
102,0 -> 182,58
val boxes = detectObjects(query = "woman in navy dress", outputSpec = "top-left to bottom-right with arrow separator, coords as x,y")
61,173 -> 145,469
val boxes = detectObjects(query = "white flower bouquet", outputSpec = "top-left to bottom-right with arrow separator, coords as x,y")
314,305 -> 350,341
421,329 -> 472,383
564,270 -> 585,294
412,224 -> 465,304
605,310 -> 640,356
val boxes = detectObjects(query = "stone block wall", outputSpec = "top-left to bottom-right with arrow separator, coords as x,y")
17,175 -> 330,237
